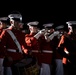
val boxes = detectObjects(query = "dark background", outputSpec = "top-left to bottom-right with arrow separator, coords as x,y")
0,1 -> 76,29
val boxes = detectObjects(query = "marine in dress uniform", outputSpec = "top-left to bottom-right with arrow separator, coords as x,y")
0,17 -> 9,75
38,23 -> 55,75
1,12 -> 28,75
52,25 -> 67,75
57,21 -> 76,75
25,21 -> 44,75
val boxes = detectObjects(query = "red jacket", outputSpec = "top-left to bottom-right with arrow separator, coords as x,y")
25,33 -> 42,65
39,35 -> 53,64
1,29 -> 27,66
0,29 -> 6,58
52,36 -> 63,59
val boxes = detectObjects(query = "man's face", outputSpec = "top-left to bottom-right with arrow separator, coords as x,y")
10,18 -> 14,26
29,26 -> 39,33
0,21 -> 7,29
10,18 -> 22,29
0,21 -> 3,29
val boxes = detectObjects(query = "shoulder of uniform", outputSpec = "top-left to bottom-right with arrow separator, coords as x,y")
4,29 -> 11,32
2,29 -> 7,33
25,34 -> 30,37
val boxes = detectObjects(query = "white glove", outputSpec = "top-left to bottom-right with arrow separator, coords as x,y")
48,31 -> 59,40
64,50 -> 69,54
39,29 -> 45,34
34,29 -> 45,39
53,31 -> 60,35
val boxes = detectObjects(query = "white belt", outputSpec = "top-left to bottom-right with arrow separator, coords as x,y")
42,50 -> 53,53
32,50 -> 53,53
32,50 -> 39,53
7,49 -> 16,52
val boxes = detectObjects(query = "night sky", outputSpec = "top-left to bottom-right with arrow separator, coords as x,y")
0,1 -> 76,29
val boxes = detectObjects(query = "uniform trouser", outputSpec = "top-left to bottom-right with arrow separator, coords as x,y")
0,58 -> 4,75
55,59 -> 64,75
4,67 -> 12,75
40,63 -> 51,75
4,66 -> 21,75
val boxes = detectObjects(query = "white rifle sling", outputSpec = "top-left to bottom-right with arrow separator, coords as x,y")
6,29 -> 23,53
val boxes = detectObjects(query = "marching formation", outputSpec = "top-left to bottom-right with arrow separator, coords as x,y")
0,11 -> 76,75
